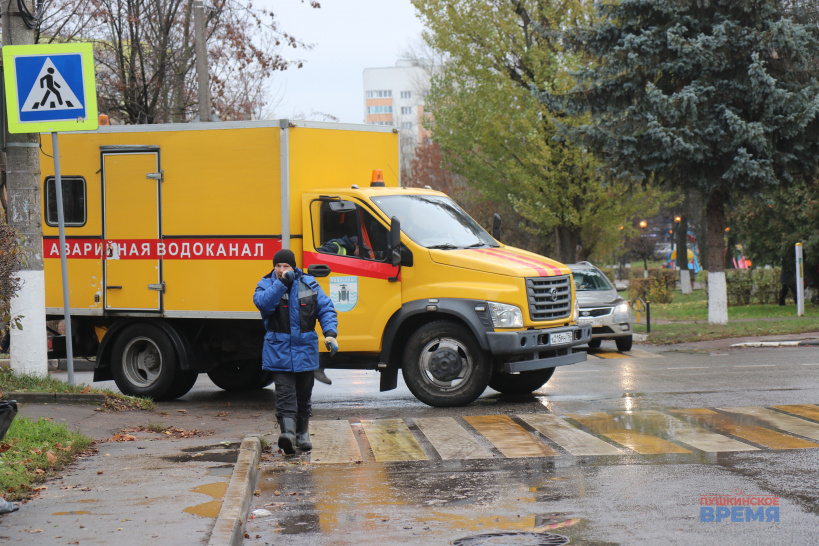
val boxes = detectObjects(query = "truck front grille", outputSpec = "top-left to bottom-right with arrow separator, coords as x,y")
526,275 -> 572,322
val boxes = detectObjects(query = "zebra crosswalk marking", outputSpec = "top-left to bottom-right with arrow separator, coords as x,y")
463,415 -> 558,458
567,412 -> 691,454
309,420 -> 363,464
413,417 -> 493,460
361,419 -> 428,462
719,406 -> 819,442
585,348 -> 661,360
772,404 -> 819,422
518,413 -> 623,455
633,410 -> 758,453
671,408 -> 819,450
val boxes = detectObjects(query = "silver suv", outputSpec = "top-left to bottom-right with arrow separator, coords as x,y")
567,261 -> 633,352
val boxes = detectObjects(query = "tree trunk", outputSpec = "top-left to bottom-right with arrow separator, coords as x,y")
554,225 -> 581,264
706,191 -> 728,324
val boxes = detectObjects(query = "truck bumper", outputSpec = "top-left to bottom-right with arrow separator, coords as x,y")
486,324 -> 592,373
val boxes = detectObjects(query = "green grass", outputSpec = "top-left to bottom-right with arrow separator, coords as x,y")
629,288 -> 819,343
0,416 -> 92,501
0,366 -> 154,411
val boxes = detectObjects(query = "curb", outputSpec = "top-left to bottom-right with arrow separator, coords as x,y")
730,340 -> 819,348
1,392 -> 107,404
208,435 -> 262,546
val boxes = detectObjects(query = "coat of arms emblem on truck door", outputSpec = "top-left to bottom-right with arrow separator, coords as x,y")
329,276 -> 358,312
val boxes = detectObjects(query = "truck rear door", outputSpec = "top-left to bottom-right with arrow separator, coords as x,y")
102,147 -> 162,312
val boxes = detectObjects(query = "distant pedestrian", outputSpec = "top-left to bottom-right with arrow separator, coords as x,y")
253,249 -> 338,454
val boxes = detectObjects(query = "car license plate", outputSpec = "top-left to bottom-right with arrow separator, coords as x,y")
550,332 -> 573,345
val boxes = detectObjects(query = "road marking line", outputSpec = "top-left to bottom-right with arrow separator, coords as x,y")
310,420 -> 362,464
566,412 -> 690,455
518,414 -> 623,455
666,366 -> 709,370
636,411 -> 758,452
801,363 -> 819,366
771,404 -> 819,423
361,419 -> 428,462
591,350 -> 630,359
733,365 -> 776,368
671,409 -> 819,450
464,415 -> 558,458
413,417 -> 493,460
720,406 -> 819,442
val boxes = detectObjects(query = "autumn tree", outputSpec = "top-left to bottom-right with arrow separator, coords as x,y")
542,0 -> 819,323
38,0 -> 319,123
412,0 -> 669,264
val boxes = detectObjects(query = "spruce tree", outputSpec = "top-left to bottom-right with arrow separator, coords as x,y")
541,0 -> 819,323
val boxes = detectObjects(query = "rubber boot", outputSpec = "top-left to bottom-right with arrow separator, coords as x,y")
314,368 -> 332,385
296,415 -> 312,452
277,416 -> 297,455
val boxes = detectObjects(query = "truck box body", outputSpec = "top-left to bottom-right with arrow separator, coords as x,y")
41,120 -> 590,406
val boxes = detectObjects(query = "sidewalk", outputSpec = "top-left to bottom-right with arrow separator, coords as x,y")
3,332 -> 819,542
0,380 -> 270,545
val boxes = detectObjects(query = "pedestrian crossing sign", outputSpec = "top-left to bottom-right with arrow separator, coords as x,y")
2,43 -> 98,134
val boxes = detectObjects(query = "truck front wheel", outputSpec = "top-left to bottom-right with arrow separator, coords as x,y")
489,368 -> 555,395
402,321 -> 490,407
111,323 -> 181,400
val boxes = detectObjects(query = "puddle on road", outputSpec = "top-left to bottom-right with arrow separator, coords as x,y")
163,444 -> 239,464
183,481 -> 228,518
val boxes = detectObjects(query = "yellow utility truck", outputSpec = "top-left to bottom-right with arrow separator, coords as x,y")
42,120 -> 590,406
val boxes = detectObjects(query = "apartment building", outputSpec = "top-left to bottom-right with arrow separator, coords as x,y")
363,59 -> 433,173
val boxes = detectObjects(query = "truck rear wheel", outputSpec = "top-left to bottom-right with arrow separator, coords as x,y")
207,360 -> 274,391
402,321 -> 490,407
489,368 -> 555,395
111,323 -> 181,400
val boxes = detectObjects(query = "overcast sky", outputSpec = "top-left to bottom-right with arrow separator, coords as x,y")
262,0 -> 427,123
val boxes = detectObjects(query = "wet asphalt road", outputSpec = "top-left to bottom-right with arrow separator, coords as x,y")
24,341 -> 819,544
235,342 -> 819,545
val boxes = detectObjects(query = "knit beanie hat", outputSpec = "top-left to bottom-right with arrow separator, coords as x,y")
273,249 -> 297,269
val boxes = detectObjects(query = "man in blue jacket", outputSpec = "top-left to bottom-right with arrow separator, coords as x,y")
253,249 -> 338,455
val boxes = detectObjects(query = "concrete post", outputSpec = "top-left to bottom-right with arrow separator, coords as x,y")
2,0 -> 48,375
194,0 -> 211,122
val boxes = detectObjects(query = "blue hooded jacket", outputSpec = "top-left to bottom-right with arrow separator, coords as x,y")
253,268 -> 338,373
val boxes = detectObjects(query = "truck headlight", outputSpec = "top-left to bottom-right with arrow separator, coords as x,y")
613,301 -> 631,323
488,301 -> 523,328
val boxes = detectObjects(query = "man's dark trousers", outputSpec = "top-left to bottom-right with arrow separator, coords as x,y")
272,371 -> 315,417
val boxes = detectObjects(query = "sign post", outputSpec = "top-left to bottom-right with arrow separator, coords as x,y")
2,43 -> 97,384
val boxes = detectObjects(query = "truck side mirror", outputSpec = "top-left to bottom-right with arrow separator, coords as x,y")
328,200 -> 357,213
390,217 -> 401,268
492,213 -> 502,241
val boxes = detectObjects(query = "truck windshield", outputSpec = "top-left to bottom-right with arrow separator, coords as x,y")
371,194 -> 498,249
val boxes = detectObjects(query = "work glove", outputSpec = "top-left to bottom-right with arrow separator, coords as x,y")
281,270 -> 295,286
324,336 -> 338,357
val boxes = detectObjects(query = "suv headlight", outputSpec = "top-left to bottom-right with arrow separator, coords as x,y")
572,298 -> 580,321
613,301 -> 631,323
488,301 -> 523,328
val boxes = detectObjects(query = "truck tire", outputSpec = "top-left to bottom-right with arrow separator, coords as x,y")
488,368 -> 555,395
615,336 -> 633,352
207,360 -> 274,391
402,321 -> 490,407
111,323 -> 181,400
587,338 -> 601,349
165,370 -> 199,400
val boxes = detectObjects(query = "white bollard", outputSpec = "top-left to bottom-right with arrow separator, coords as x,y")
796,243 -> 804,317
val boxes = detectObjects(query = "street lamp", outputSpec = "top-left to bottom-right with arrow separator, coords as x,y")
639,220 -> 647,229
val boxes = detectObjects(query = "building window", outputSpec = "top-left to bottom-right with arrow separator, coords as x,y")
367,105 -> 394,114
44,176 -> 86,227
401,122 -> 413,130
401,106 -> 412,115
366,90 -> 392,98
401,91 -> 412,99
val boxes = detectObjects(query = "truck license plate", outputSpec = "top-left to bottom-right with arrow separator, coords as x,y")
550,332 -> 573,345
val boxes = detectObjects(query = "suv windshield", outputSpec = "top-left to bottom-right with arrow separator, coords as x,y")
371,194 -> 498,249
572,268 -> 615,291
